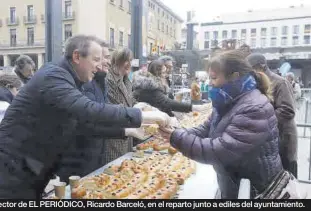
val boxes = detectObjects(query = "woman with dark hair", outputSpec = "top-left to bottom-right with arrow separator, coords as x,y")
0,74 -> 22,121
159,50 -> 302,199
132,60 -> 208,117
105,48 -> 136,163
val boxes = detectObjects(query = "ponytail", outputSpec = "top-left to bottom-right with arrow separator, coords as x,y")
251,71 -> 273,102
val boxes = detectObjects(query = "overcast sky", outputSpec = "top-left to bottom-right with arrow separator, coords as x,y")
162,0 -> 311,23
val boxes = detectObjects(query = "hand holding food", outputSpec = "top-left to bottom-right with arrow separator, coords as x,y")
141,110 -> 170,127
125,128 -> 146,140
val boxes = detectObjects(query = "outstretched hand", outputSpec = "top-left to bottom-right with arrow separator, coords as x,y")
158,127 -> 175,141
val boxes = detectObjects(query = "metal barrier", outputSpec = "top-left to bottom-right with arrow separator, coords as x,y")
296,123 -> 311,183
295,97 -> 311,136
301,89 -> 311,101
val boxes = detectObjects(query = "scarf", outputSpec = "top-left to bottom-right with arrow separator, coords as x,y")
209,74 -> 257,115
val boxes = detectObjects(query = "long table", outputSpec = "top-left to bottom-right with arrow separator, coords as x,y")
56,152 -> 219,199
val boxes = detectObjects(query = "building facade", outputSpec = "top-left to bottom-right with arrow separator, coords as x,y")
198,5 -> 311,84
0,0 -> 182,69
145,0 -> 183,56
180,27 -> 199,50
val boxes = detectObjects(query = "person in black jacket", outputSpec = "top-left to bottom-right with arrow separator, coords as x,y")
0,35 -> 170,199
133,60 -> 210,117
0,74 -> 22,122
14,55 -> 36,84
56,41 -> 144,183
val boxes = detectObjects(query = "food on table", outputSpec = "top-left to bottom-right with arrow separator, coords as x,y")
70,152 -> 196,199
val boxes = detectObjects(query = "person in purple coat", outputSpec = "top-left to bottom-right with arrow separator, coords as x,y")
160,50 -> 284,199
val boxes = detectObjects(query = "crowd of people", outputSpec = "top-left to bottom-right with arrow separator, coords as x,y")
0,34 -> 307,199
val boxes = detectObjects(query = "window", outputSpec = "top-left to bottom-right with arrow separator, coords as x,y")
27,5 -> 34,21
241,29 -> 246,38
261,28 -> 267,36
120,0 -> 123,8
231,30 -> 237,39
110,28 -> 115,47
10,28 -> 16,46
157,20 -> 160,30
271,27 -> 277,36
304,25 -> 311,33
250,38 -> 256,48
170,27 -> 172,36
110,0 -> 115,4
128,34 -> 131,48
293,25 -> 299,35
27,27 -> 34,45
260,38 -> 266,47
119,31 -> 124,46
304,35 -> 310,44
204,32 -> 209,40
173,29 -> 175,38
166,25 -> 168,34
281,37 -> 287,46
282,26 -> 288,35
170,17 -> 173,23
213,31 -> 218,39
64,24 -> 72,40
149,43 -> 153,54
65,1 -> 72,18
204,41 -> 209,49
10,7 -> 16,23
292,36 -> 299,45
162,11 -> 164,17
251,28 -> 256,37
222,31 -> 227,39
211,40 -> 218,48
128,1 -> 131,13
161,22 -> 164,32
270,38 -> 277,47
158,8 -> 160,14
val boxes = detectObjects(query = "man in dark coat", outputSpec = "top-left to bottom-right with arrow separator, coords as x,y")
247,53 -> 298,177
56,41 -> 111,182
56,41 -> 144,182
0,35 -> 167,199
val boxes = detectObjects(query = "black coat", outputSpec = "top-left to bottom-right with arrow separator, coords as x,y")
56,75 -> 126,182
0,87 -> 14,104
0,58 -> 141,199
132,71 -> 192,117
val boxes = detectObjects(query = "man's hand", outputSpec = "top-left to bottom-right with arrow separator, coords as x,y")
142,111 -> 171,127
125,128 -> 146,140
134,102 -> 159,111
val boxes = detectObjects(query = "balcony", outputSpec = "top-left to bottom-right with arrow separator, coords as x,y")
24,15 -> 37,25
63,11 -> 75,21
0,39 -> 45,49
6,17 -> 19,26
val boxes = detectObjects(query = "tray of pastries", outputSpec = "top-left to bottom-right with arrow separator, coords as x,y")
133,136 -> 178,155
70,152 -> 196,199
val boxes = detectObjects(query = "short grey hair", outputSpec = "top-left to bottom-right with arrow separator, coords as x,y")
96,39 -> 109,48
286,72 -> 295,80
64,34 -> 101,60
15,55 -> 35,71
159,55 -> 174,63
